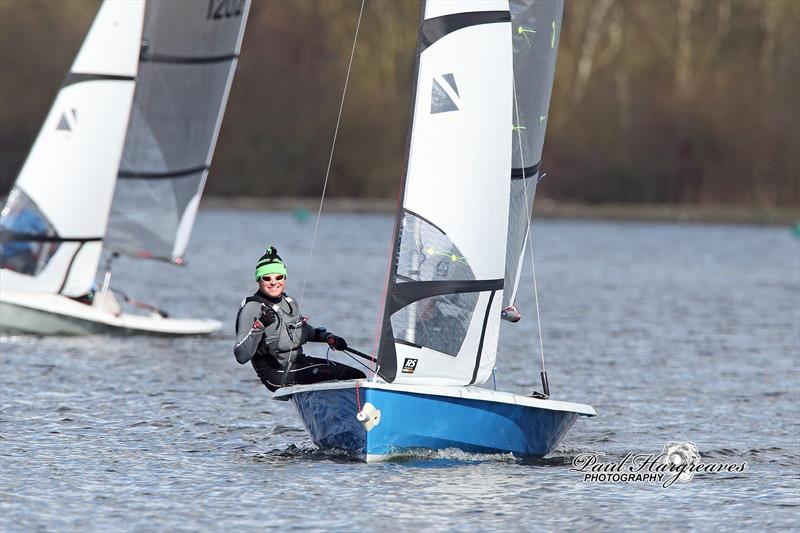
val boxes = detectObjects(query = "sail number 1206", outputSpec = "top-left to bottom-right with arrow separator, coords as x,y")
207,0 -> 244,20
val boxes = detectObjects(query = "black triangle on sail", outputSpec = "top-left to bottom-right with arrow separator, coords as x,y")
431,78 -> 459,114
442,73 -> 459,96
56,113 -> 71,131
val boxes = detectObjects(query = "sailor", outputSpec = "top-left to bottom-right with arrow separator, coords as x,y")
234,246 -> 365,392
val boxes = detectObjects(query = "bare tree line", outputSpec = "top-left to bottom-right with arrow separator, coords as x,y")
1,0 -> 797,208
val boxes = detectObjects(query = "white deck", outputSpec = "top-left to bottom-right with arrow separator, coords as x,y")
273,379 -> 596,417
0,289 -> 220,335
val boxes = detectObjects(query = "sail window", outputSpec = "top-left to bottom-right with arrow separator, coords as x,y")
396,210 -> 475,283
391,292 -> 478,357
389,210 -> 480,356
0,187 -> 60,275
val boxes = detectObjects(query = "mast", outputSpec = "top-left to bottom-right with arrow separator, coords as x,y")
377,0 -> 428,379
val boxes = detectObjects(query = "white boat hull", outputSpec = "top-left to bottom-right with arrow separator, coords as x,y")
0,289 -> 220,336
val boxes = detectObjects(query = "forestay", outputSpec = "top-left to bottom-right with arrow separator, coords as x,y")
377,0 -> 513,385
503,0 -> 563,308
0,1 -> 144,296
105,0 -> 250,262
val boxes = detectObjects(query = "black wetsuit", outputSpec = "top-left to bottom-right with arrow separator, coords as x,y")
234,291 -> 364,392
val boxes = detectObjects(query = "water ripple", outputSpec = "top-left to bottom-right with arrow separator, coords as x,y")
2,214 -> 798,532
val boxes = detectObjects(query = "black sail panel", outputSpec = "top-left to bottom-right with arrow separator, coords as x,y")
106,0 -> 250,262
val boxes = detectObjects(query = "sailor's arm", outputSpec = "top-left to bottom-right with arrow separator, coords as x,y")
234,301 -> 268,364
302,322 -> 347,350
303,322 -> 328,343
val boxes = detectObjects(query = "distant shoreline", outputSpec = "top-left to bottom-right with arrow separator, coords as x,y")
201,195 -> 799,226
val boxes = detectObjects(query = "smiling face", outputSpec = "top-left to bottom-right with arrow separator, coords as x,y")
258,274 -> 285,298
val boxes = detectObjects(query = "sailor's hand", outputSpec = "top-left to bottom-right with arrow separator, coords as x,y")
326,334 -> 347,351
258,305 -> 277,328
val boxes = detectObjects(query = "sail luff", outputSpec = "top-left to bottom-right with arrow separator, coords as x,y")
376,0 -> 428,381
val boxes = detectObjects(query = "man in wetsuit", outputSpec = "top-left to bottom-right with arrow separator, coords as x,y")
234,246 -> 365,392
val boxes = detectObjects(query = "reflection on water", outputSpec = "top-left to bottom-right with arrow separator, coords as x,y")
2,210 -> 798,531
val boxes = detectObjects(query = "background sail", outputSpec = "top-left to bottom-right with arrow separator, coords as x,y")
377,0 -> 513,385
503,0 -> 564,308
0,0 -> 144,296
105,0 -> 250,262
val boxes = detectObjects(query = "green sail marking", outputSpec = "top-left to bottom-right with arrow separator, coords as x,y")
516,25 -> 536,47
424,247 -> 469,265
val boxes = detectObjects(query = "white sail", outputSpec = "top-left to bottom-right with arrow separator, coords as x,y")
0,0 -> 144,297
377,0 -> 513,385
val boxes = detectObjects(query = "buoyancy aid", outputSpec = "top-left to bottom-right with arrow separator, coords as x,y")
236,291 -> 321,388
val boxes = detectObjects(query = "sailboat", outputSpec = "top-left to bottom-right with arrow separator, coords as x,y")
274,0 -> 595,461
0,0 -> 250,335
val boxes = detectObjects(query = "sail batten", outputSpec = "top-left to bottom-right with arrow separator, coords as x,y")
139,53 -> 240,64
511,161 -> 541,180
422,10 -> 512,50
117,166 -> 210,179
377,0 -> 513,385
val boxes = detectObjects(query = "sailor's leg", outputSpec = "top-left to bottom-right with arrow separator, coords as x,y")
280,355 -> 366,386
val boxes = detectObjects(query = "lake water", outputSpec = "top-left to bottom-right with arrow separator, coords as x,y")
1,210 -> 798,531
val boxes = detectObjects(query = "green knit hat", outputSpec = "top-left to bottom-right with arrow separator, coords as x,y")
255,246 -> 287,280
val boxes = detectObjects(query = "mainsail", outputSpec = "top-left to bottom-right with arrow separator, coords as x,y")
503,0 -> 563,308
105,0 -> 250,262
1,0 -> 250,298
0,1 -> 144,296
377,0 -> 514,385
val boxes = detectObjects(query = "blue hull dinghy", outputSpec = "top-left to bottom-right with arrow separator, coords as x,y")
274,381 -> 595,462
278,0 -> 595,461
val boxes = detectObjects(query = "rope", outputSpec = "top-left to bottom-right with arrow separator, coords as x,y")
298,0 -> 366,309
110,288 -> 168,318
511,73 -> 547,375
355,381 -> 362,412
341,350 -> 375,374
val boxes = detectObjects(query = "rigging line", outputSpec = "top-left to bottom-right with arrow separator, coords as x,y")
342,349 -> 376,373
298,0 -> 366,310
512,73 -> 547,375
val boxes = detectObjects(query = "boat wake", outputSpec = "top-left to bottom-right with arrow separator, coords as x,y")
249,443 -> 365,464
251,443 -> 609,467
